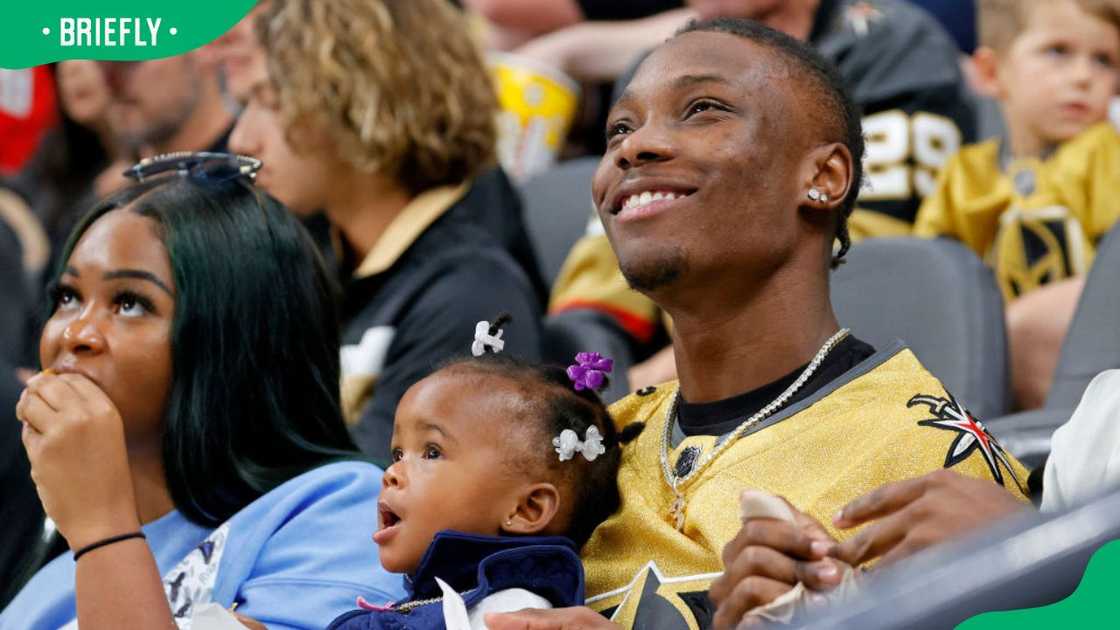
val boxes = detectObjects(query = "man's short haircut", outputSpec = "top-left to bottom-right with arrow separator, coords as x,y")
675,18 -> 865,268
980,0 -> 1120,53
262,0 -> 497,195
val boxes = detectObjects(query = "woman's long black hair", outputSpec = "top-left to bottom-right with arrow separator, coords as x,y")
50,175 -> 358,526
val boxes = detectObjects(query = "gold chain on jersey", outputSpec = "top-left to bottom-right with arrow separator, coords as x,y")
659,328 -> 851,530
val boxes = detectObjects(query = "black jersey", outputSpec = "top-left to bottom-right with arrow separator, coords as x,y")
811,0 -> 977,236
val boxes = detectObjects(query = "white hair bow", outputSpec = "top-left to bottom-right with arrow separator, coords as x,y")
553,426 -> 606,462
471,320 -> 505,357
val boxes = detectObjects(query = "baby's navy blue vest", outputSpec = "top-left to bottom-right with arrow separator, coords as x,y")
326,531 -> 585,630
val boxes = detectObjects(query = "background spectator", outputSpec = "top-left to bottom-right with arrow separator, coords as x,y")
102,52 -> 235,158
7,62 -> 124,281
915,0 -> 1120,409
208,1 -> 273,104
0,67 -> 57,176
232,0 -> 543,463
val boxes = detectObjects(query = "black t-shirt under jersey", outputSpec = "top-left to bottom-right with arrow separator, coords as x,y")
677,335 -> 877,437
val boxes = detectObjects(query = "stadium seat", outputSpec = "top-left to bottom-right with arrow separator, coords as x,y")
986,221 -> 1120,467
830,237 -> 1010,420
1045,222 -> 1120,408
518,157 -> 600,288
521,157 -> 640,402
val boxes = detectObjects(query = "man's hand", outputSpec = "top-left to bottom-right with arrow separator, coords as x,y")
829,469 -> 1028,567
484,607 -> 619,630
710,498 -> 843,630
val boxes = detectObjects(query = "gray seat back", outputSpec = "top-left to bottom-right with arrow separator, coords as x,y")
1046,223 -> 1120,409
831,237 -> 1010,419
519,157 -> 600,288
977,223 -> 1120,468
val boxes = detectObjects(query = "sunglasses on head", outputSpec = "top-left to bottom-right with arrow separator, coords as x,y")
123,152 -> 262,184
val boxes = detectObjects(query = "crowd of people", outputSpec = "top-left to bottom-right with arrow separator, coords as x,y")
1,0 -> 1119,628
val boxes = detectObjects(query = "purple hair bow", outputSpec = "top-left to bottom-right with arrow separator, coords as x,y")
567,352 -> 614,391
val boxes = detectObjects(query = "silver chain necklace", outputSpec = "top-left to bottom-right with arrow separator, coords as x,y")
659,328 -> 850,530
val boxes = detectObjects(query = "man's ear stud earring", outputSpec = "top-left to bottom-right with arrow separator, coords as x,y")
808,188 -> 829,202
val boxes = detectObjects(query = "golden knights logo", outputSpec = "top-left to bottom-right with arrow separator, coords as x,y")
590,562 -> 720,630
990,204 -> 1091,300
910,394 -> 1023,490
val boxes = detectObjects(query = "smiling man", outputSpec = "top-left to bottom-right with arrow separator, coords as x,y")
488,18 -> 1027,630
545,0 -> 972,390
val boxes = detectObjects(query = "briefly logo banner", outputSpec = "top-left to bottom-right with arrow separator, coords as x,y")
0,1 -> 256,69
961,539 -> 1120,629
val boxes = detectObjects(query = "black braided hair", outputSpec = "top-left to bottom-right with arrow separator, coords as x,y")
441,353 -> 640,547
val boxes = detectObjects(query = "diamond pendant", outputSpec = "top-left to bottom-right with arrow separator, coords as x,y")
669,492 -> 686,531
675,445 -> 700,478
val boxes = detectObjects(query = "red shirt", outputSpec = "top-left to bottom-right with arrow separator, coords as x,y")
0,66 -> 57,175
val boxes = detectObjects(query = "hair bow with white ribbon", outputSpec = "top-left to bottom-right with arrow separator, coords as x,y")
553,426 -> 606,462
471,320 -> 505,357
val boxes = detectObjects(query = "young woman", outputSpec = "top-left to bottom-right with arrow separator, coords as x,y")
1,154 -> 403,629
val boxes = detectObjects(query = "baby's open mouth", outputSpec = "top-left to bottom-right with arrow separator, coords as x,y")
379,502 -> 401,529
374,501 -> 403,546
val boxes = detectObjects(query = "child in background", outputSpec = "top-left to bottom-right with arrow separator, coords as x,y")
914,0 -> 1120,409
327,317 -> 634,629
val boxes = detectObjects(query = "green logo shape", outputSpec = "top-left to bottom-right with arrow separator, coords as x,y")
1,1 -> 256,69
958,539 -> 1120,628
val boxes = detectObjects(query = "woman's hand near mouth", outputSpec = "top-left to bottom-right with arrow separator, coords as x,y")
17,370 -> 140,550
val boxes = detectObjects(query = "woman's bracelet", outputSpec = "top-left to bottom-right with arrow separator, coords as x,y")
73,531 -> 146,561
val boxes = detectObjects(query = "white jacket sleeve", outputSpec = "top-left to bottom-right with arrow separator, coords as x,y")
1042,370 -> 1120,512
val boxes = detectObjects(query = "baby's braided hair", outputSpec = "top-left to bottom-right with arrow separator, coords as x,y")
443,317 -> 643,546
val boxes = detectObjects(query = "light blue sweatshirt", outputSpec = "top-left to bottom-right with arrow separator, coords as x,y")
1,461 -> 405,629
